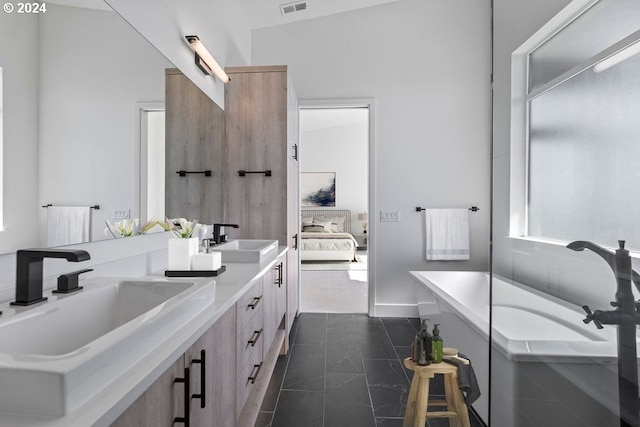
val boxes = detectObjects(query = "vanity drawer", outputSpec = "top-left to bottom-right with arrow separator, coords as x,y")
237,304 -> 264,370
236,279 -> 264,333
237,338 -> 264,415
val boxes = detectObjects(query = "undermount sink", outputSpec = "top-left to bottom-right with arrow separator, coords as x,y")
214,239 -> 278,263
0,276 -> 214,416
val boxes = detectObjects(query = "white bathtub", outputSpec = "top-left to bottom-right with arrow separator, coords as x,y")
411,270 -> 633,427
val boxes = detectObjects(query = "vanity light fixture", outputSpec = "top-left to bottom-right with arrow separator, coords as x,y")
593,40 -> 640,73
185,35 -> 230,83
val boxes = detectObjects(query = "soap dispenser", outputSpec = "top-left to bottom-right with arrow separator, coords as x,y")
431,324 -> 443,363
414,320 -> 432,366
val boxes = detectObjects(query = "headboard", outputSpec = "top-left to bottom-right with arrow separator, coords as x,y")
301,209 -> 352,234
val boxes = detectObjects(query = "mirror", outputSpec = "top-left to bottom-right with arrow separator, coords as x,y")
0,1 -> 224,254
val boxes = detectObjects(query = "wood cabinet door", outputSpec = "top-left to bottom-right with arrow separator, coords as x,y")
286,249 -> 299,336
262,268 -> 277,358
275,258 -> 287,327
186,305 -> 237,427
224,66 -> 289,245
110,355 -> 185,427
165,68 -> 225,224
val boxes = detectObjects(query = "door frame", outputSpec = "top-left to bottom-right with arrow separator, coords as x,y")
298,98 -> 377,315
134,102 -> 165,221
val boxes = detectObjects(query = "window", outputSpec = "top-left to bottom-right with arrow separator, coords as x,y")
511,0 -> 640,249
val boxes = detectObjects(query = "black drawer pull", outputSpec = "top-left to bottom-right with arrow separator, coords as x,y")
274,263 -> 283,287
174,367 -> 190,426
248,362 -> 263,384
248,295 -> 262,309
191,349 -> 206,409
248,328 -> 263,346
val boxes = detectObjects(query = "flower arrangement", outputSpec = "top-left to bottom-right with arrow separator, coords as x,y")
105,218 -> 140,238
162,218 -> 204,239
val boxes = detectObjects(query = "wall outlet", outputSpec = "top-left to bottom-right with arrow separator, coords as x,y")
380,211 -> 400,222
113,209 -> 130,219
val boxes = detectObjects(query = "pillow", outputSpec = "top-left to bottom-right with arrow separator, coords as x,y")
312,220 -> 333,232
301,217 -> 314,231
315,216 -> 345,232
302,225 -> 325,232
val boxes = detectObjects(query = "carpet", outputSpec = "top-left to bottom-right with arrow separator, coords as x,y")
300,269 -> 368,313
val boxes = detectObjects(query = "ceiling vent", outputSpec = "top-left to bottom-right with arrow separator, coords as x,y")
280,1 -> 307,15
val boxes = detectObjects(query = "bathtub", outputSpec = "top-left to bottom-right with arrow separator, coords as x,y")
411,270 -> 633,427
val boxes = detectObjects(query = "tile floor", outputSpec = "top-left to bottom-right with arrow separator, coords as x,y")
256,313 -> 486,427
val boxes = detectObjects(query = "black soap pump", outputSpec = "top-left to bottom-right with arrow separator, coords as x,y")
432,324 -> 443,363
415,320 -> 432,366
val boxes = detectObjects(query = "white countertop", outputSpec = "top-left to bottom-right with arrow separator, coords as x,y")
0,247 -> 288,427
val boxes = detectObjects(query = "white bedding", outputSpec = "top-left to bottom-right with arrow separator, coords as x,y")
300,232 -> 358,251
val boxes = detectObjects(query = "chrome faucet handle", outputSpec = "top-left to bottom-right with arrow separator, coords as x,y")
582,305 -> 604,329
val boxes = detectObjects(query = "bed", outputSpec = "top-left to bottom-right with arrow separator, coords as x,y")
300,209 -> 359,262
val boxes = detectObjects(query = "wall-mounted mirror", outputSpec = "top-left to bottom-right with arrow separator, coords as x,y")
0,0 -> 224,255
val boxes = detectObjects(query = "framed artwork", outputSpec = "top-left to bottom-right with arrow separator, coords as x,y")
301,172 -> 336,207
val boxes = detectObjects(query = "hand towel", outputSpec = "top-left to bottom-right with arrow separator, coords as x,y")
47,206 -> 91,247
444,352 -> 481,405
425,209 -> 470,260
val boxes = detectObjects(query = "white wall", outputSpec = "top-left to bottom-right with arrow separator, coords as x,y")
105,0 -> 252,109
253,0 -> 492,316
0,13 -> 40,253
300,116 -> 368,234
492,0 -> 630,311
37,5 -> 174,246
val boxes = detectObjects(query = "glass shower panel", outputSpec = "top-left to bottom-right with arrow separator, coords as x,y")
528,50 -> 640,249
528,0 -> 640,92
497,1 -> 640,425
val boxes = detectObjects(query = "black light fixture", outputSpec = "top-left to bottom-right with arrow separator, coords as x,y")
185,35 -> 230,83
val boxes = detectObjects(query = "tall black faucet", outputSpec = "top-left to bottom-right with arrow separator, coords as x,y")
567,240 -> 640,427
212,223 -> 239,245
11,249 -> 91,306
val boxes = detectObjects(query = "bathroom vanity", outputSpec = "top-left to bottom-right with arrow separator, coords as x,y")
0,246 -> 294,427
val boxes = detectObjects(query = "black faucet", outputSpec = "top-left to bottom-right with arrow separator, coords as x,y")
11,249 -> 91,306
212,223 -> 239,245
567,240 -> 640,427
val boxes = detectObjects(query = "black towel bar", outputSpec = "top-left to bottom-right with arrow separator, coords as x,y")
176,170 -> 212,177
238,170 -> 272,177
416,206 -> 479,212
43,204 -> 100,209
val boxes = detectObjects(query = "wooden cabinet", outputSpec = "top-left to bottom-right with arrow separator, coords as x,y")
235,278 -> 265,415
224,66 -> 300,349
186,306 -> 236,427
264,259 -> 287,357
165,68 -> 225,224
111,306 -> 236,427
111,356 -> 184,427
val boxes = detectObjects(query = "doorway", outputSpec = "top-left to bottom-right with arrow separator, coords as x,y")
298,100 -> 374,314
136,103 -> 165,222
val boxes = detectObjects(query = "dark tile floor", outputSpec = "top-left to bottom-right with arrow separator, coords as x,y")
256,313 -> 486,427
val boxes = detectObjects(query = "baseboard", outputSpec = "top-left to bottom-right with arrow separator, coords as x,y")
373,303 -> 420,318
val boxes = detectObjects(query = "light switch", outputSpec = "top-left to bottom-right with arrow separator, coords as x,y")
380,211 -> 400,222
113,209 -> 130,219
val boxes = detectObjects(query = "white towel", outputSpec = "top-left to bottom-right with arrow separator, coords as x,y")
46,206 -> 91,247
425,209 -> 470,261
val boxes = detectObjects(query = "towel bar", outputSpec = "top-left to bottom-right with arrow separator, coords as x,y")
43,204 -> 100,210
416,206 -> 479,212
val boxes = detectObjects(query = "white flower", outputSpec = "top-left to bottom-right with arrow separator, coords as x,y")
105,218 -> 140,238
166,218 -> 199,238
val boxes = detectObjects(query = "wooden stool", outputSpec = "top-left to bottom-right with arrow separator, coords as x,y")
403,357 -> 471,427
